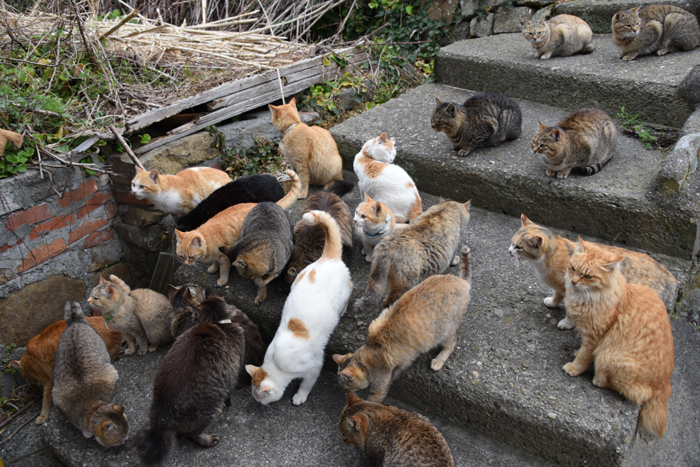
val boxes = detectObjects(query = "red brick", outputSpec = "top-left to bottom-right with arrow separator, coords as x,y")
28,213 -> 75,240
105,202 -> 117,219
69,218 -> 109,244
17,238 -> 67,273
57,179 -> 98,208
113,191 -> 152,206
0,238 -> 24,254
76,191 -> 115,219
5,204 -> 53,231
85,228 -> 115,249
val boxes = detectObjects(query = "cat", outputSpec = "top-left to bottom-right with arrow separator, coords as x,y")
52,302 -> 129,446
10,317 -> 122,425
353,200 -> 470,314
175,174 -> 285,231
0,129 -> 23,157
174,169 -> 300,286
226,200 -> 294,305
531,108 -> 617,179
286,180 -> 355,283
431,93 -> 522,157
353,133 -> 422,223
339,391 -> 456,467
134,295 -> 265,465
509,214 -> 678,330
269,97 -> 343,198
522,14 -> 595,59
88,274 -> 174,355
168,283 -> 209,338
130,165 -> 231,216
246,210 -> 353,405
561,238 -> 674,440
354,194 -> 407,263
336,246 -> 472,402
612,5 -> 700,61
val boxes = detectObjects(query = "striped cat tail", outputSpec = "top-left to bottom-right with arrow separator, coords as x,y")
108,274 -> 131,294
276,170 -> 301,210
323,180 -> 355,198
134,424 -> 175,466
637,392 -> 670,440
460,246 -> 472,284
571,163 -> 603,176
302,210 -> 342,261
63,301 -> 85,323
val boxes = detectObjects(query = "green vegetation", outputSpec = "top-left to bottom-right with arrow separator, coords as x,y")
208,127 -> 287,178
616,106 -> 678,150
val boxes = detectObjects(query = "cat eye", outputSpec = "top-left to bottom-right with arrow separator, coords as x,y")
584,274 -> 592,279
570,265 -> 576,272
514,245 -> 522,249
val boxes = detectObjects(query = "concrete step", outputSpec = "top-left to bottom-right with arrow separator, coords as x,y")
330,83 -> 700,259
554,0 -> 700,34
435,33 -> 700,129
172,177 -> 696,466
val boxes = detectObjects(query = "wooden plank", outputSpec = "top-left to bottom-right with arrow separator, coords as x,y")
126,46 -> 365,132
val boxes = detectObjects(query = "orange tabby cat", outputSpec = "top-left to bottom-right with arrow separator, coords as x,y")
562,239 -> 674,440
10,317 -> 122,424
0,129 -> 23,157
354,194 -> 407,263
175,170 -> 300,286
269,97 -> 343,198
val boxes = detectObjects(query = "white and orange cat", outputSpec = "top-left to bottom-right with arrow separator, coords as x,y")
131,166 -> 231,215
175,170 -> 300,286
354,194 -> 406,263
269,97 -> 343,199
354,133 -> 422,223
562,238 -> 674,440
246,210 -> 352,405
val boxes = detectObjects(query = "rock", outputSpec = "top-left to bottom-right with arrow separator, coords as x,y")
336,83 -> 374,112
547,413 -> 556,419
428,0 -> 460,23
493,6 -> 530,34
140,132 -> 221,174
470,13 -> 495,37
446,21 -> 472,44
656,133 -> 700,193
91,262 -> 132,287
113,222 -> 165,251
682,108 -> 700,138
0,275 -> 86,346
679,65 -> 700,107
532,4 -> 553,21
218,109 -> 319,153
88,238 -> 122,273
120,205 -> 166,227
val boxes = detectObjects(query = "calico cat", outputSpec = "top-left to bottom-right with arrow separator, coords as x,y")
339,392 -> 455,467
431,93 -> 522,157
286,180 -> 354,283
522,14 -> 594,60
354,200 -> 470,314
88,275 -> 174,355
562,239 -> 674,439
168,283 -> 209,338
246,210 -> 353,405
131,166 -> 231,216
612,5 -> 700,61
336,246 -> 472,402
10,317 -> 121,425
353,133 -> 422,223
52,302 -> 129,446
175,174 -> 285,231
134,295 -> 264,465
226,200 -> 294,305
532,108 -> 617,179
175,170 -> 300,286
270,97 -> 343,198
509,214 -> 678,329
354,194 -> 406,263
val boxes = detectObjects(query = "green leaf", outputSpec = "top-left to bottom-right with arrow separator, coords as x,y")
405,5 -> 414,15
16,164 -> 27,173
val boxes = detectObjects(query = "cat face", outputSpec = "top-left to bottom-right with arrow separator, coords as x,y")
175,230 -> 207,265
333,354 -> 369,391
88,279 -> 121,315
362,133 -> 396,163
531,122 -> 563,159
612,8 -> 641,38
268,97 -> 301,133
354,195 -> 385,231
509,214 -> 547,262
567,239 -> 623,294
431,99 -> 462,134
246,365 -> 283,405
338,393 -> 369,449
522,18 -> 548,44
168,284 -> 208,311
131,168 -> 161,200
92,404 -> 129,447
233,251 -> 268,280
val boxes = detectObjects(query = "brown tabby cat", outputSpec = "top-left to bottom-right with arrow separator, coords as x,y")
531,108 -> 617,179
175,170 -> 300,286
168,283 -> 209,338
339,392 -> 456,467
431,93 -> 522,157
612,5 -> 700,61
10,317 -> 121,425
562,239 -> 674,440
522,14 -> 595,59
336,247 -> 472,402
269,97 -> 343,198
509,214 -> 677,329
88,275 -> 174,355
353,200 -> 470,314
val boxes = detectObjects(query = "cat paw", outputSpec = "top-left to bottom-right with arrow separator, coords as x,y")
148,344 -> 159,352
562,362 -> 582,376
206,435 -> 220,448
35,415 -> 47,425
657,48 -> 669,56
292,392 -> 308,405
543,297 -> 560,308
592,375 -> 608,389
216,278 -> 228,286
137,348 -> 148,356
298,192 -> 308,200
430,358 -> 445,371
546,169 -> 556,177
621,54 -> 637,61
207,263 -> 218,273
556,171 -> 569,179
364,255 -> 373,263
457,148 -> 471,157
557,317 -> 575,330
124,348 -> 135,356
540,54 -> 552,60
82,429 -> 93,439
451,255 -> 460,266
254,294 -> 266,305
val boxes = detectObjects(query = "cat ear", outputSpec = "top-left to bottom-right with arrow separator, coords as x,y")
440,198 -> 446,204
631,6 -> 641,14
174,229 -> 183,241
110,404 -> 125,416
106,285 -> 115,298
339,368 -> 355,381
99,275 -> 107,285
258,386 -> 271,396
346,391 -> 364,406
378,133 -> 387,143
289,97 -> 296,107
527,236 -> 543,248
347,414 -> 369,433
268,103 -> 277,112
9,360 -> 20,370
205,288 -> 217,299
523,18 -> 530,26
601,256 -> 624,272
364,192 -> 374,203
167,284 -> 179,300
521,214 -> 533,226
246,364 -> 260,377
333,354 -> 351,366
435,97 -> 442,106
233,258 -> 247,272
191,236 -> 202,248
446,104 -> 456,116
550,128 -> 561,141
613,11 -> 621,21
537,121 -> 547,131
464,200 -> 471,211
135,166 -> 146,173
372,202 -> 382,216
149,170 -> 159,183
574,237 -> 585,253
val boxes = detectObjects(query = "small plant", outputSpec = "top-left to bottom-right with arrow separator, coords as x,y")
208,128 -> 287,178
616,106 -> 678,150
1,144 -> 33,178
5,343 -> 17,354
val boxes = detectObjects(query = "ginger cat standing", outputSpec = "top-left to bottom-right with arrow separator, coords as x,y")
562,239 -> 674,440
354,194 -> 406,263
11,317 -> 121,425
175,170 -> 300,286
269,97 -> 343,198
509,214 -> 677,329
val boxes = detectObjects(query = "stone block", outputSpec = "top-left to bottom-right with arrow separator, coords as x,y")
493,6 -> 530,34
85,228 -> 115,249
0,275 -> 86,346
140,132 -> 221,175
76,191 -> 114,219
68,218 -> 109,244
91,262 -> 132,286
428,0 -> 460,23
57,178 -> 98,209
679,64 -> 700,108
218,109 -> 318,153
533,4 -> 553,21
88,237 -> 122,273
105,152 -> 136,188
470,13 -> 495,37
0,167 -> 72,217
120,206 -> 166,227
682,109 -> 700,137
114,222 -> 165,251
462,0 -> 508,19
28,213 -> 75,241
17,238 -> 68,273
5,204 -> 53,232
656,133 -> 700,193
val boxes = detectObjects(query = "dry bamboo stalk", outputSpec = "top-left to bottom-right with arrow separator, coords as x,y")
97,9 -> 139,40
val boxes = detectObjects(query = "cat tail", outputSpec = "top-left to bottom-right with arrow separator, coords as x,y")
134,424 -> 175,466
460,246 -> 472,284
63,301 -> 85,323
108,274 -> 131,294
276,170 -> 302,209
303,210 -> 342,260
323,180 -> 355,198
637,392 -> 670,439
570,163 -> 603,176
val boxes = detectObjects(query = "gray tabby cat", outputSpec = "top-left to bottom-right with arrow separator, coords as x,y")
531,108 -> 617,179
52,302 -> 129,447
612,5 -> 700,61
226,201 -> 294,304
522,14 -> 595,59
431,93 -> 522,157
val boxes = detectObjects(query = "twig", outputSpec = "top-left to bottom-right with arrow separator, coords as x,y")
109,124 -> 145,170
276,68 -> 285,104
0,397 -> 40,432
97,9 -> 139,40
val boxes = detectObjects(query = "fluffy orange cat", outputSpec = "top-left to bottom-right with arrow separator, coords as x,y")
562,238 -> 674,440
269,97 -> 343,198
175,170 -> 300,286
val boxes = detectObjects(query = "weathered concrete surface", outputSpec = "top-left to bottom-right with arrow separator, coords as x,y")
173,176 -> 693,466
218,109 -> 319,151
555,0 -> 700,34
436,33 -> 700,129
330,83 -> 700,259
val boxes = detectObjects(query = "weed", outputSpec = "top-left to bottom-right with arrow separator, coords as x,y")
616,106 -> 678,150
207,127 -> 287,178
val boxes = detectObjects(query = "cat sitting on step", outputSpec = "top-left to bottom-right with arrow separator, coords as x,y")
354,193 -> 407,263
522,14 -> 595,60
